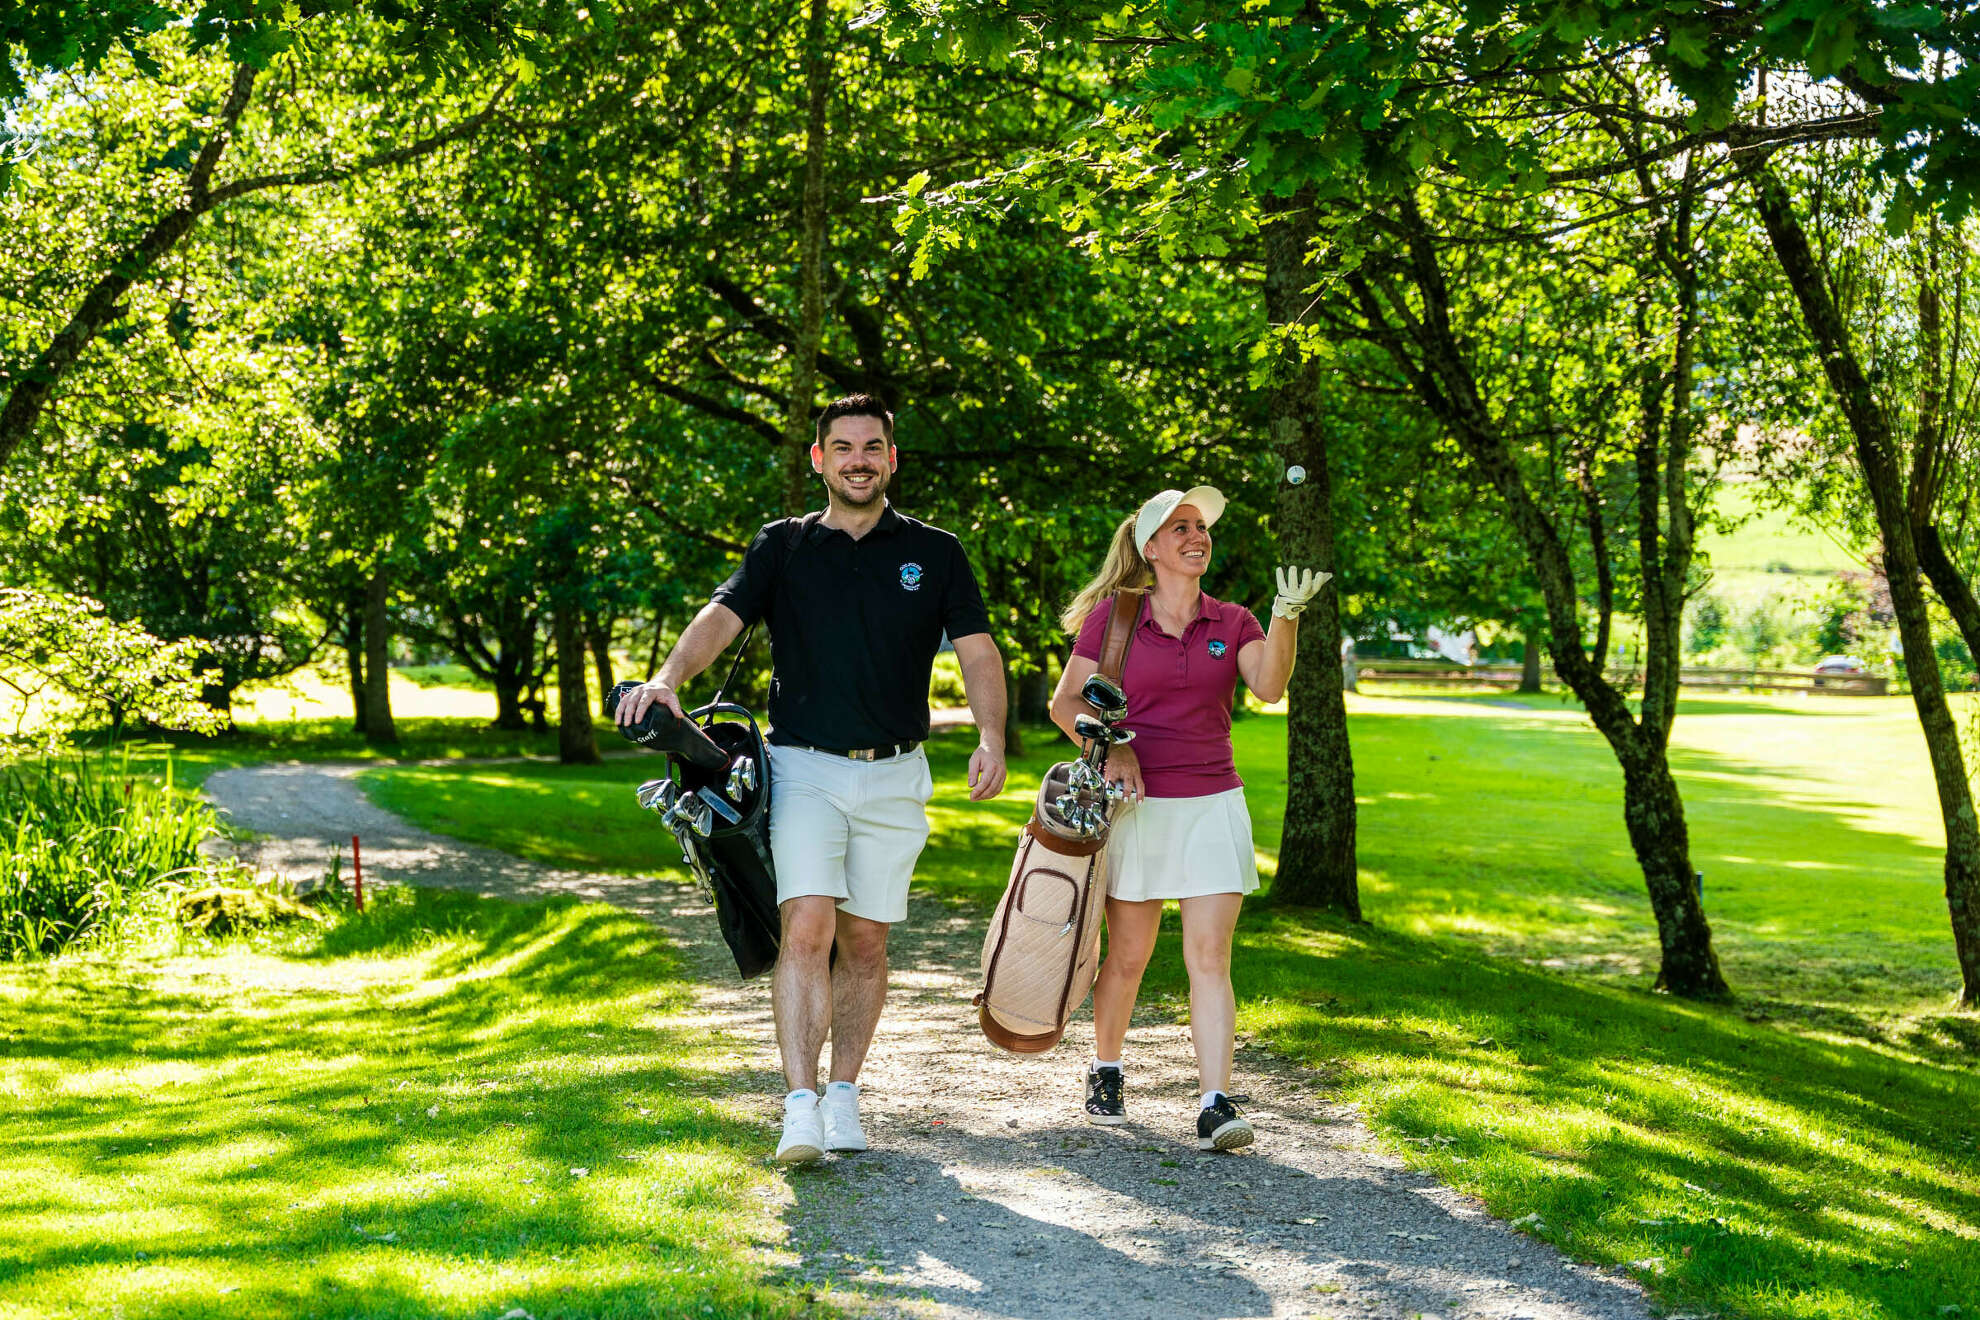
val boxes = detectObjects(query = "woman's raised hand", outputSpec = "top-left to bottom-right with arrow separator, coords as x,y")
1271,565 -> 1333,620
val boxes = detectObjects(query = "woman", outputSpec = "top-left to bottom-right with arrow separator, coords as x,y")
1050,486 -> 1328,1151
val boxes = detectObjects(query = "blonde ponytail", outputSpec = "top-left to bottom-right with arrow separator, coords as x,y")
1060,515 -> 1152,634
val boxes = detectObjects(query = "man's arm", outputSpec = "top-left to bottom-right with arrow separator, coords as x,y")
615,602 -> 746,725
950,631 -> 1008,801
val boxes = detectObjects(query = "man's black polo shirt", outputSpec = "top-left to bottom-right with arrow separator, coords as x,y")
710,504 -> 992,751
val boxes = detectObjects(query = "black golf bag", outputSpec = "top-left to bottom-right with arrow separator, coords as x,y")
609,682 -> 780,979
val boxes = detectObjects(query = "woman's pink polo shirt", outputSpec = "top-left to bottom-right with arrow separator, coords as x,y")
1072,592 -> 1266,799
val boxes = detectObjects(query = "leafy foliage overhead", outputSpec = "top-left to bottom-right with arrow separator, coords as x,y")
0,0 -> 573,95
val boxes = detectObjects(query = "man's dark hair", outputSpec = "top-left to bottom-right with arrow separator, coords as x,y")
814,393 -> 894,445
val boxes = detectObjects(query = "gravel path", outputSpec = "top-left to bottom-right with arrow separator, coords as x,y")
204,761 -> 1655,1320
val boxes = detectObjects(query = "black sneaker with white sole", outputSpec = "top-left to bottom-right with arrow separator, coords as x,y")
1084,1066 -> 1126,1125
1197,1094 -> 1254,1151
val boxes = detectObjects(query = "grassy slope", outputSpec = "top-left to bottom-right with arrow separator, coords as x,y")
1698,481 -> 1871,613
360,699 -> 1979,1320
0,889 -> 820,1320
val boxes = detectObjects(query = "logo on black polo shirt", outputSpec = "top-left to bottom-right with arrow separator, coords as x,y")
899,562 -> 924,591
1208,639 -> 1228,658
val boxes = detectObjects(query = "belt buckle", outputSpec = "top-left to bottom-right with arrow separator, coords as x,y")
848,747 -> 876,761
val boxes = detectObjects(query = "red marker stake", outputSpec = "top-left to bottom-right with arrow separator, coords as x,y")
351,834 -> 365,912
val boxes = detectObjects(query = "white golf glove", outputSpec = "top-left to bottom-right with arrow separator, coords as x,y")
1272,565 -> 1333,620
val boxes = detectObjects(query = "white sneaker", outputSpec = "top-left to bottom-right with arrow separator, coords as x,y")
822,1082 -> 867,1152
775,1092 -> 824,1165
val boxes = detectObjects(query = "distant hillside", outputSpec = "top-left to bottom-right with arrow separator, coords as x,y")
1694,479 -> 1869,609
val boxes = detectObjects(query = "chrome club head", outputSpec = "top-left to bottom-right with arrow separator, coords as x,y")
1080,673 -> 1128,720
1075,712 -> 1135,746
636,778 -> 677,813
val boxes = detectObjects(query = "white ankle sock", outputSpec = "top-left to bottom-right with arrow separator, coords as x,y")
787,1088 -> 818,1104
826,1081 -> 858,1097
1201,1091 -> 1224,1109
1091,1058 -> 1121,1073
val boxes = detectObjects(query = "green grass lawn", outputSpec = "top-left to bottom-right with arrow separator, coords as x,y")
355,696 -> 1979,1320
0,888 -> 822,1320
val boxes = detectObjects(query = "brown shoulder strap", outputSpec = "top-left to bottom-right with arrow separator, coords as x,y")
1096,591 -> 1140,683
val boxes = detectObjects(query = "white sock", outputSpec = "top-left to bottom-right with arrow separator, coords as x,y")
1091,1058 -> 1122,1073
786,1088 -> 818,1104
1201,1091 -> 1224,1110
826,1081 -> 858,1097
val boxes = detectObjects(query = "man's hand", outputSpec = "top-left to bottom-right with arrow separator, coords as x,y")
1271,565 -> 1333,620
616,679 -> 684,726
967,742 -> 1007,801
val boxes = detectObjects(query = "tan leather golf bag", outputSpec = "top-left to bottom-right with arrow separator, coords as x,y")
975,593 -> 1139,1053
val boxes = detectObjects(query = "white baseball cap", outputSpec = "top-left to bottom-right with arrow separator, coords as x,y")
1134,486 -> 1227,559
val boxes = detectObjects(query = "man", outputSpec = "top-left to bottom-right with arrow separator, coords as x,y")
617,393 -> 1008,1164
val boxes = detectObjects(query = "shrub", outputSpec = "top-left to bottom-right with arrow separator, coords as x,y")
0,756 -> 216,959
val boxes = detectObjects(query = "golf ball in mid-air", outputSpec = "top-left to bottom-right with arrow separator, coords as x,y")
1286,465 -> 1307,485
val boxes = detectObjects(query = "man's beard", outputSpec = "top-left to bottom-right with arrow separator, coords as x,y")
828,467 -> 890,507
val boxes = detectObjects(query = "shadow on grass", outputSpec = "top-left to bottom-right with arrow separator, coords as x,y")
1155,909 -> 1980,1320
0,888 -> 808,1320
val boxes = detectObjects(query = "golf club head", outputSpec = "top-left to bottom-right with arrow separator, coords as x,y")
728,756 -> 758,794
636,778 -> 677,813
701,792 -> 741,827
1080,673 -> 1128,719
1075,713 -> 1136,746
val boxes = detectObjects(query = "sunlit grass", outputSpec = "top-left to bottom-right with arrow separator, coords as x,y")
1206,912 -> 1979,1320
355,698 -> 1980,1319
0,889 -> 814,1320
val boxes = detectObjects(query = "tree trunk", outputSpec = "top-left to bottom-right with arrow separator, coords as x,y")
1519,625 -> 1543,693
486,612 -> 537,731
345,593 -> 368,734
1617,750 -> 1720,993
587,611 -> 616,717
1751,166 -> 1980,1005
645,614 -> 668,680
780,0 -> 832,514
1345,191 -> 1727,995
1916,526 -> 1980,667
1264,188 -> 1358,916
362,569 -> 397,743
1019,661 -> 1054,724
493,678 -> 526,731
555,603 -> 600,765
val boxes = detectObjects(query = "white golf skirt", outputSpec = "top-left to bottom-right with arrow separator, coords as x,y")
1103,787 -> 1260,902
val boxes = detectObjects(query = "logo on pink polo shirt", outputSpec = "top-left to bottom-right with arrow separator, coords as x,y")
1207,639 -> 1228,658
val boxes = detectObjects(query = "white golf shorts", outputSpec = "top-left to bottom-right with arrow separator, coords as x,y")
766,743 -> 933,924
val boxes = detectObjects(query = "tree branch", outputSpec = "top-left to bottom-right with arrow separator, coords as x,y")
207,75 -> 518,205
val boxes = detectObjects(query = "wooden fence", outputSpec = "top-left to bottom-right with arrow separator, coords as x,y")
1351,657 -> 1888,696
